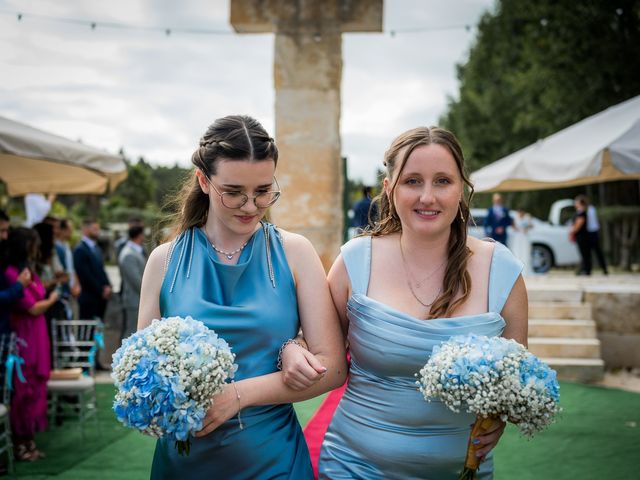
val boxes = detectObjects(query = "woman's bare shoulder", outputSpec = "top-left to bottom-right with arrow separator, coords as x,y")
467,235 -> 497,257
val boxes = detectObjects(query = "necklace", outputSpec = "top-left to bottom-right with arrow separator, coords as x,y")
210,239 -> 249,260
399,236 -> 444,309
413,258 -> 447,288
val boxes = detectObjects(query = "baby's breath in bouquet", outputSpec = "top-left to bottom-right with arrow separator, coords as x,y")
417,334 -> 560,479
112,316 -> 237,455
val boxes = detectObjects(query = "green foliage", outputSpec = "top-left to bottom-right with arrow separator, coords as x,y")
152,164 -> 191,209
443,0 -> 640,176
112,157 -> 156,210
99,155 -> 191,225
598,205 -> 640,220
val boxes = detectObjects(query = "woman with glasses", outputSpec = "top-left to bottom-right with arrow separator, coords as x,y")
138,115 -> 346,479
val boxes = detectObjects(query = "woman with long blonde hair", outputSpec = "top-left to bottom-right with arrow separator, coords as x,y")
282,126 -> 527,479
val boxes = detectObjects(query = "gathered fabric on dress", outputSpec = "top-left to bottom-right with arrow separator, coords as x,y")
319,236 -> 523,480
151,223 -> 313,480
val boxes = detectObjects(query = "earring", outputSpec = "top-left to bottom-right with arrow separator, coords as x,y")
458,204 -> 465,222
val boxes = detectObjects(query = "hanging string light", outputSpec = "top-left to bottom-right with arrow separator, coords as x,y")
0,9 -> 478,38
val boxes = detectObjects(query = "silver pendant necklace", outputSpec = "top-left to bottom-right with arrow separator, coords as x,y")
399,236 -> 444,309
210,240 -> 249,260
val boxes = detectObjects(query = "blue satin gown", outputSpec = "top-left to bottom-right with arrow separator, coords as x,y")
151,223 -> 313,480
319,236 -> 523,480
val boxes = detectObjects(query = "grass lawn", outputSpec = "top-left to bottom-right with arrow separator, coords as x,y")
13,382 -> 639,479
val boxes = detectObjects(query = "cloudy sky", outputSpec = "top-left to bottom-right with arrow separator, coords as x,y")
0,0 -> 494,185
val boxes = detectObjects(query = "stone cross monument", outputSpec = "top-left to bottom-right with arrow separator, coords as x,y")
230,0 -> 383,268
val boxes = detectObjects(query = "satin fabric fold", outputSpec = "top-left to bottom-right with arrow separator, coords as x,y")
151,224 -> 313,480
319,237 -> 522,480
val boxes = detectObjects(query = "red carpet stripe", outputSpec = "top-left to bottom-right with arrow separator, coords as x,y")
303,381 -> 347,479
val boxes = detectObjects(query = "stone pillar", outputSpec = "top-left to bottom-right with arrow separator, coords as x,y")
231,0 -> 383,268
273,32 -> 343,267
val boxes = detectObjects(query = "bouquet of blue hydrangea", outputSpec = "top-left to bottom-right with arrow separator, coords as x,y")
112,316 -> 237,455
417,334 -> 560,479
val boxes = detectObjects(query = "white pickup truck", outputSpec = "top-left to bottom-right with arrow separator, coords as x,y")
468,199 -> 580,273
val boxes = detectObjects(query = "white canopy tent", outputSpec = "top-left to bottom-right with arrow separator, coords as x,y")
0,115 -> 127,196
471,95 -> 640,192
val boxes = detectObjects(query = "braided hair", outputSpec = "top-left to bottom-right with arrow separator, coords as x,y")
166,115 -> 278,238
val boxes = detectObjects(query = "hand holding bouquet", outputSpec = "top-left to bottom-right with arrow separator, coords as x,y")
417,334 -> 560,479
112,316 -> 237,455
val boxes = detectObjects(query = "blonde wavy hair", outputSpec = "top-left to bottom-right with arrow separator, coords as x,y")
368,126 -> 475,318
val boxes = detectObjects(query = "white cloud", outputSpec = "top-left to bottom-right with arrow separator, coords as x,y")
0,0 -> 493,184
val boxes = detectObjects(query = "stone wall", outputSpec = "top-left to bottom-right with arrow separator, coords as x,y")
585,286 -> 640,368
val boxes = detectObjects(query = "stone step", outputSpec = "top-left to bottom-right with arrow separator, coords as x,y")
528,319 -> 597,338
528,337 -> 601,359
527,288 -> 583,303
529,302 -> 592,320
541,357 -> 605,383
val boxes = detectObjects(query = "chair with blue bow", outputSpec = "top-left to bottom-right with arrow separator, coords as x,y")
47,319 -> 104,438
0,332 -> 23,475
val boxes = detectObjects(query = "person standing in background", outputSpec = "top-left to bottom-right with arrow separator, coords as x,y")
351,186 -> 378,234
585,197 -> 608,275
117,225 -> 146,340
0,209 -> 31,335
484,193 -> 512,245
55,219 -> 81,319
4,227 -> 58,461
511,208 -> 533,276
73,219 -> 112,320
115,218 -> 145,259
570,196 -> 591,275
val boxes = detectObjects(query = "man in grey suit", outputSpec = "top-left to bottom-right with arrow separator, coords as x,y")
117,225 -> 146,341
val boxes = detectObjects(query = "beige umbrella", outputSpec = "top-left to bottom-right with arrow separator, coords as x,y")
471,95 -> 640,192
0,115 -> 127,196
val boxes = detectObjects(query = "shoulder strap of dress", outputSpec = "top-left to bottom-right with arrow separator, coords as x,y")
488,241 -> 524,313
340,236 -> 372,296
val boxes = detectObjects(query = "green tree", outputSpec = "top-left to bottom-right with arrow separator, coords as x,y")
441,0 -> 640,265
112,157 -> 157,209
443,0 -> 640,173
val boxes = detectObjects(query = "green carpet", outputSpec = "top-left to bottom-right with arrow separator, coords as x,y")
14,382 -> 639,479
493,381 -> 640,479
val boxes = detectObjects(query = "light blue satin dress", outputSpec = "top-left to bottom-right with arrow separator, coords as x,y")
319,236 -> 523,480
151,223 -> 313,480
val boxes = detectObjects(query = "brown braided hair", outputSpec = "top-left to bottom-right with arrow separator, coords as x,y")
367,126 -> 475,318
165,115 -> 278,239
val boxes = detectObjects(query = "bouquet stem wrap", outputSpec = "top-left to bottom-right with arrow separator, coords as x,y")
416,334 -> 561,479
461,416 -> 495,479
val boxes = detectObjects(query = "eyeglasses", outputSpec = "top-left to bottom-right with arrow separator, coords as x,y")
205,175 -> 281,209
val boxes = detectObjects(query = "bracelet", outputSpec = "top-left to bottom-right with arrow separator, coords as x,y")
231,381 -> 244,430
276,338 -> 304,370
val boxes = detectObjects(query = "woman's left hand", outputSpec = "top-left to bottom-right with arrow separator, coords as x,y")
194,384 -> 240,437
474,417 -> 506,461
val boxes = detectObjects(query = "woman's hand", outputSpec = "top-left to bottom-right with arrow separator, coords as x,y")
473,417 -> 506,461
195,384 -> 240,438
281,343 -> 327,391
47,290 -> 59,303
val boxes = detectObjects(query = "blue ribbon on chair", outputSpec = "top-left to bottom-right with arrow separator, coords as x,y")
94,331 -> 105,350
86,331 -> 105,376
5,353 -> 26,391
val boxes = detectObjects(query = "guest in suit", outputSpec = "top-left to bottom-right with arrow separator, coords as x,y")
118,225 -> 146,340
484,193 -> 512,245
114,217 -> 145,259
73,219 -> 112,320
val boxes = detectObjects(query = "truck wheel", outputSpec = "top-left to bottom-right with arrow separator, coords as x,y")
532,244 -> 553,273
